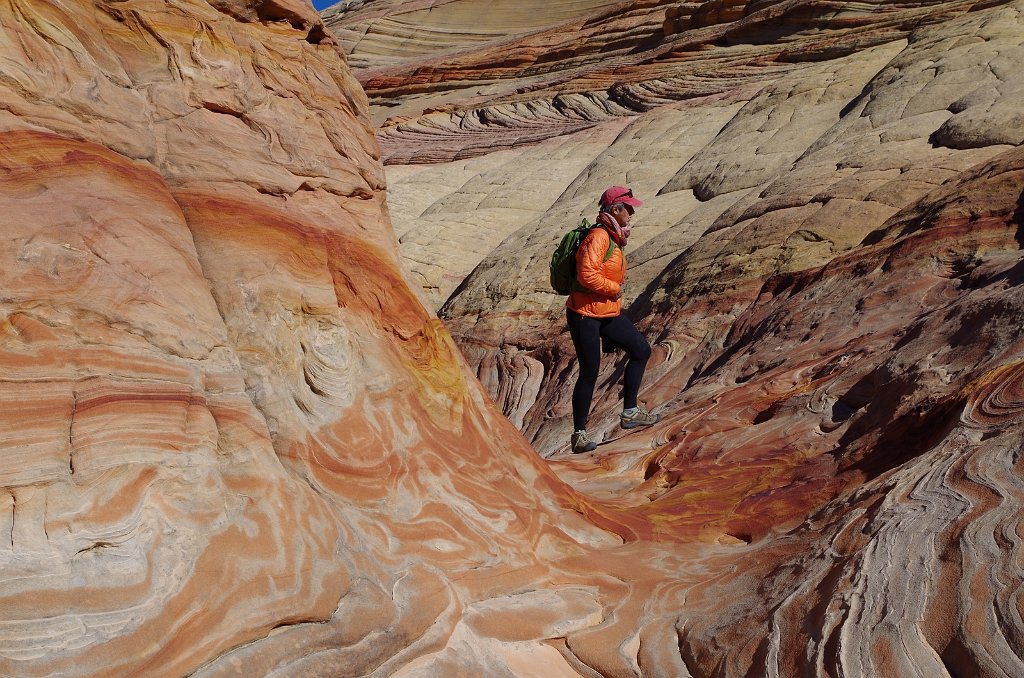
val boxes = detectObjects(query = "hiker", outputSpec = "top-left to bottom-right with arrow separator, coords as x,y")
567,186 -> 659,453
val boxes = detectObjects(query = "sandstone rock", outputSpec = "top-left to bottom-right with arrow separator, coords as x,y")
330,0 -> 1024,674
2,0 -> 1023,675
0,2 -> 635,675
386,119 -> 632,307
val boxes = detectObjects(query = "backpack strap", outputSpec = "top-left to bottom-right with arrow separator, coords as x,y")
600,226 -> 618,262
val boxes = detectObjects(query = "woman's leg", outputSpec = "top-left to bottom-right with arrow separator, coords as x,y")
566,309 -> 602,431
600,314 -> 652,410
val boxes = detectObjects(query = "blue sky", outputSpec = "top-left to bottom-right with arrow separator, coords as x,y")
311,0 -> 337,10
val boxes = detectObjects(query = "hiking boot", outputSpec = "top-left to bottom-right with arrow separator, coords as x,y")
620,407 -> 659,429
571,430 -> 597,453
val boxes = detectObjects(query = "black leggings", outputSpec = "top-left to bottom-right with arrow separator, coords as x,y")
566,308 -> 652,431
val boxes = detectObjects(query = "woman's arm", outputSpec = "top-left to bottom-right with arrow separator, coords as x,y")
576,228 -> 621,297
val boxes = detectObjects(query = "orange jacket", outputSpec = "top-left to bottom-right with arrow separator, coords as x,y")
567,226 -> 625,318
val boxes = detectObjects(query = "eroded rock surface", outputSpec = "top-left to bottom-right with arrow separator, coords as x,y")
0,2 -> 645,676
1,0 -> 1022,675
330,0 -> 1024,675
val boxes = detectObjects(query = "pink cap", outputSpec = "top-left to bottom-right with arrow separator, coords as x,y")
599,186 -> 643,209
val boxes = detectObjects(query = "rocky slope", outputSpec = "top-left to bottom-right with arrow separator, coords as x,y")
1,0 -> 1021,676
0,1 -> 652,676
328,0 -> 1024,675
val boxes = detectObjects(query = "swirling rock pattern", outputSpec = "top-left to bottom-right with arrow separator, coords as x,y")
0,1 -> 638,676
329,0 -> 1024,675
2,0 -> 1023,676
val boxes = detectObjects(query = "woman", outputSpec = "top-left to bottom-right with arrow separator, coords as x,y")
567,186 -> 659,453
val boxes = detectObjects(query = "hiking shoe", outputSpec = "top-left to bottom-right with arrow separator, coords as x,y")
571,430 -> 597,453
620,407 -> 659,429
